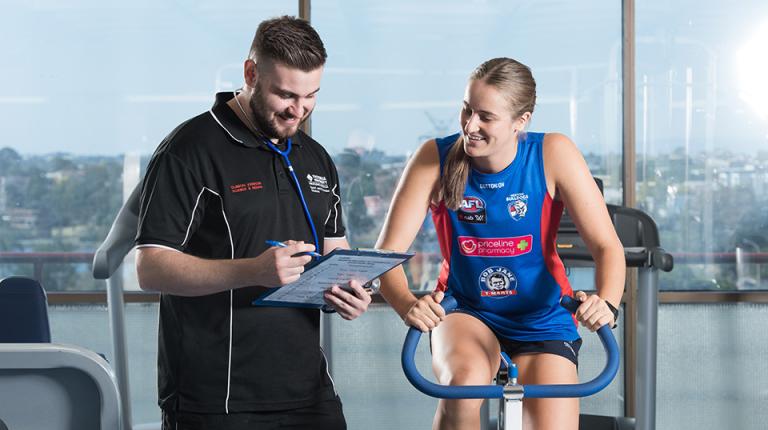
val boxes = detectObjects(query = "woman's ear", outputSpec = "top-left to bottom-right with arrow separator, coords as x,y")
517,111 -> 532,129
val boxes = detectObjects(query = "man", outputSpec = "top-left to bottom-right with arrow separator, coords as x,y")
135,16 -> 370,430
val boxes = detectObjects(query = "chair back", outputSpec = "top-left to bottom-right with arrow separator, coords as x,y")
0,276 -> 51,343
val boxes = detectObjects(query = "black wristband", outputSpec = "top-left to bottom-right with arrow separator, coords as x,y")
605,301 -> 619,328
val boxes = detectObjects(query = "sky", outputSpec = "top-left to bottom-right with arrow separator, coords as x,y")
0,0 -> 767,157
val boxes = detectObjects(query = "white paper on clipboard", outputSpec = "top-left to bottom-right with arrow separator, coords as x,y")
252,248 -> 413,308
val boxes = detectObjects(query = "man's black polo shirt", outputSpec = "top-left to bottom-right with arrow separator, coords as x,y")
136,92 -> 346,413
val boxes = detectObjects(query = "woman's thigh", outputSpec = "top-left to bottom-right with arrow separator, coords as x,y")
515,353 -> 579,430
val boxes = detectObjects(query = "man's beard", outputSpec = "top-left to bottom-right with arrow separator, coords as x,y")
249,85 -> 305,140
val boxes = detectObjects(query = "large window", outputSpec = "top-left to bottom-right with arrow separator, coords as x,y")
5,2 -> 768,429
0,1 -> 293,291
313,0 -> 622,290
0,1 -> 294,425
636,0 -> 768,290
312,0 -> 625,422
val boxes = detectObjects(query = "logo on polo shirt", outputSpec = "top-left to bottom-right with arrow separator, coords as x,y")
306,174 -> 330,193
458,235 -> 532,257
229,181 -> 263,193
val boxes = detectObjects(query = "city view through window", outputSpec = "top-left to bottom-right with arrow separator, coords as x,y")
1,1 -> 768,292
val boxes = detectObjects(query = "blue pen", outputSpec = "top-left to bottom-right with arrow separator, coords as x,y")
266,240 -> 322,258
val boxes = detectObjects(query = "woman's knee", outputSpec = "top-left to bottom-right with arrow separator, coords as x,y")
434,361 -> 494,386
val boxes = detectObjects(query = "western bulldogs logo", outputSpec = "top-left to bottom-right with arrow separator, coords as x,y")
506,193 -> 528,221
458,196 -> 486,224
478,266 -> 518,297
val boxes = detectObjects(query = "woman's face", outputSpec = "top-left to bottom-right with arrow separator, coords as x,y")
459,79 -> 525,164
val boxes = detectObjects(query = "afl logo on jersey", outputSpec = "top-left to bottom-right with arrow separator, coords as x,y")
458,196 -> 487,224
478,266 -> 518,297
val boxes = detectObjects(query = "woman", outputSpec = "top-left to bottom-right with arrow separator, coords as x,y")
375,58 -> 625,430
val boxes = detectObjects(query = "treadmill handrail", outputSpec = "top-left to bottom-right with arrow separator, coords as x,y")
93,184 -> 141,279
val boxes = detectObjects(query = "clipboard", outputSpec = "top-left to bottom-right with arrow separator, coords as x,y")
252,248 -> 414,309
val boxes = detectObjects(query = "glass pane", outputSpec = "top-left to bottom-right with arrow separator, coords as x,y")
48,302 -> 160,424
313,0 -> 622,290
636,0 -> 768,290
0,1 -> 294,292
4,1 -> 295,426
658,303 -> 768,429
578,310 -> 625,416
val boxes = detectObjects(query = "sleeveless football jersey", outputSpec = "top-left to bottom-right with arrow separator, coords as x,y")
431,132 -> 578,341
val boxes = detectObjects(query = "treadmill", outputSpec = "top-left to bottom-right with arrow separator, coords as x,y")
556,179 -> 673,430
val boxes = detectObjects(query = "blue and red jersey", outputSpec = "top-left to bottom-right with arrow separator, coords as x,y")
431,132 -> 578,342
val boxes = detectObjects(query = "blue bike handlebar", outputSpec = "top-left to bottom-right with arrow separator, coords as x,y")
401,295 -> 620,399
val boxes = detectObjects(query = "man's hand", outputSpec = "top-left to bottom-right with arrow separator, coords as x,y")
256,240 -> 316,287
322,280 -> 372,320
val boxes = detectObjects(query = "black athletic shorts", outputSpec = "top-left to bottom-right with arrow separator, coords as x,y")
497,337 -> 583,367
161,396 -> 346,430
432,310 -> 583,366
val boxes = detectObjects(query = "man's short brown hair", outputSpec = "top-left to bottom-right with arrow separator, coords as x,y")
249,16 -> 327,71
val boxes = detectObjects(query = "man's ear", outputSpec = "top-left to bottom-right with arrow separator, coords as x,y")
243,59 -> 258,89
